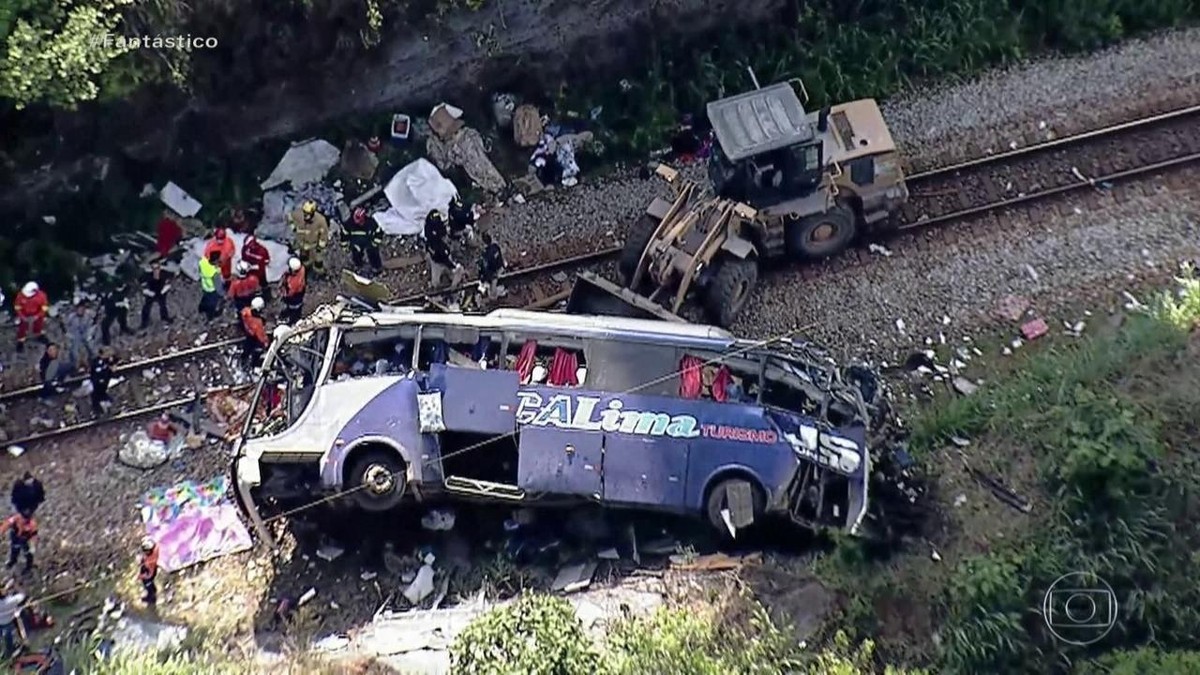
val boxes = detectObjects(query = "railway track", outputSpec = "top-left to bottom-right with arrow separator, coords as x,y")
6,104 -> 1199,447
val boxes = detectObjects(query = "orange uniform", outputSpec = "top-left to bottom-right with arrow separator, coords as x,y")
203,231 -> 236,281
282,266 -> 306,298
227,275 -> 261,302
240,307 -> 268,347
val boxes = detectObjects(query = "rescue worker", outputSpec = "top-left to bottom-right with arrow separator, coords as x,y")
279,257 -> 307,324
147,413 -> 177,443
241,234 -> 272,302
203,228 -> 236,284
289,201 -> 329,278
198,250 -> 224,320
448,194 -> 476,242
0,581 -> 25,658
10,474 -> 44,517
13,282 -> 50,353
155,211 -> 184,258
227,262 -> 262,313
477,231 -> 507,301
342,207 -> 384,273
138,536 -> 160,606
2,511 -> 37,573
139,261 -> 173,329
424,211 -> 464,289
89,346 -> 116,416
240,297 -> 269,365
37,343 -> 70,399
62,299 -> 97,371
98,276 -> 134,346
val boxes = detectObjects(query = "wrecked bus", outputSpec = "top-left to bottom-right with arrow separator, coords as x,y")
231,302 -> 894,544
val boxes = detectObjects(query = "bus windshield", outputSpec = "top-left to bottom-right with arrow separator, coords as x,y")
242,327 -> 331,440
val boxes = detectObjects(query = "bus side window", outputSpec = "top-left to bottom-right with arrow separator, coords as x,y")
333,328 -> 416,379
680,351 -> 761,403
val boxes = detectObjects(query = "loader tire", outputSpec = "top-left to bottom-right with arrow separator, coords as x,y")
787,205 -> 857,259
704,257 -> 758,328
618,215 -> 661,287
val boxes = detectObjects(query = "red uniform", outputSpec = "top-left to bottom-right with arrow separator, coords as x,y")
148,418 -> 176,442
155,216 -> 183,257
203,231 -> 236,281
241,236 -> 271,290
14,289 -> 49,343
240,307 -> 268,347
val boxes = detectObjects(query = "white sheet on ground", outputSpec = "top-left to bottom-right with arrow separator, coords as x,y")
177,232 -> 291,283
260,138 -> 341,191
379,159 -> 458,237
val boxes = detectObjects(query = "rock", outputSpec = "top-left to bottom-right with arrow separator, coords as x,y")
952,377 -> 979,396
403,564 -> 436,605
995,295 -> 1031,322
513,105 -> 543,148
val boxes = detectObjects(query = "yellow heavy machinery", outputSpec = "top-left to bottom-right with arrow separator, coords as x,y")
594,80 -> 910,327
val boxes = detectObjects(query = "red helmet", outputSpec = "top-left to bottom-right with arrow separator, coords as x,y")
352,207 -> 367,224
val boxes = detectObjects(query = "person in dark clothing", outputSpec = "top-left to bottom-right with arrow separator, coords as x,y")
424,212 -> 463,289
37,343 -> 70,399
342,207 -> 384,273
448,195 -> 475,242
139,261 -> 173,329
10,474 -> 44,516
99,279 -> 133,345
477,231 -> 506,301
89,347 -> 116,416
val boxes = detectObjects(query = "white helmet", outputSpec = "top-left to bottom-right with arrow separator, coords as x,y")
273,325 -> 290,341
140,536 -> 155,551
235,261 -> 250,277
288,257 -> 302,272
21,282 -> 38,297
251,297 -> 265,311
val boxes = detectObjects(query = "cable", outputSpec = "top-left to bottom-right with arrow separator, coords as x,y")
255,322 -> 817,526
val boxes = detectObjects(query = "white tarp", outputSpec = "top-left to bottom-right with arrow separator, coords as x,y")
260,139 -> 341,191
177,232 -> 291,283
159,182 -> 202,217
379,159 -> 458,237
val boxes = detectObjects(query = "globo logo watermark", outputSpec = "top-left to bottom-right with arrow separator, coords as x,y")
1041,571 -> 1118,646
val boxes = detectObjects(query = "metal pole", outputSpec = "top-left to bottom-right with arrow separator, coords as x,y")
747,66 -> 762,90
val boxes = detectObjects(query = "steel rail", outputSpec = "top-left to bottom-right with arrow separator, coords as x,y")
905,103 -> 1200,182
5,106 -> 1197,424
0,337 -> 241,403
10,152 -> 1199,450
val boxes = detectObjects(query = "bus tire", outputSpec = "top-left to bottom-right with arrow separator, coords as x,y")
704,476 -> 764,539
618,215 -> 660,287
704,257 -> 758,328
346,448 -> 407,512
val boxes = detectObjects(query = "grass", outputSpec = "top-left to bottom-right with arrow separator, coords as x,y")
809,269 -> 1200,673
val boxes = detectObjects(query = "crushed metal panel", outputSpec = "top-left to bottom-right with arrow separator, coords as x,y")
602,436 -> 689,508
707,83 -> 814,162
429,364 -> 518,435
517,427 -> 603,497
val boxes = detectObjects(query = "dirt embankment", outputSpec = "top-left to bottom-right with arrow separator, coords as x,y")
0,0 -> 783,216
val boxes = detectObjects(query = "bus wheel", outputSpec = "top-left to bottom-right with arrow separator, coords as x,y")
704,477 -> 764,539
347,448 -> 407,512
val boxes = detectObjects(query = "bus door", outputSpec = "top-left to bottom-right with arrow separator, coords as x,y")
517,428 -> 603,498
602,436 -> 688,508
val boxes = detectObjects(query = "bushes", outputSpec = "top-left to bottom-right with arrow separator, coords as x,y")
928,274 -> 1200,673
451,593 -> 928,674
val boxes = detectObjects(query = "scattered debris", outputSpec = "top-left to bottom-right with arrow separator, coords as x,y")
7,445 -> 25,458
952,377 -> 979,396
513,104 -> 543,147
868,243 -> 893,257
1021,318 -> 1050,340
668,551 -> 762,571
931,548 -> 942,562
950,435 -> 971,448
953,494 -> 968,508
895,318 -> 907,334
260,139 -> 341,191
316,544 -> 345,562
159,182 -> 202,218
551,561 -> 598,594
420,509 -> 456,531
1023,264 -> 1040,282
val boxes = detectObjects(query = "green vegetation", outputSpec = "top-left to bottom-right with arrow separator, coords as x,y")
565,0 -> 1200,157
813,272 -> 1200,673
451,592 -> 929,674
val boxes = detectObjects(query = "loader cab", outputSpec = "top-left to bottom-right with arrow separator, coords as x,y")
706,83 -> 822,209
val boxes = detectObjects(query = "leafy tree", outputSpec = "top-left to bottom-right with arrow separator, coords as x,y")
0,0 -> 132,109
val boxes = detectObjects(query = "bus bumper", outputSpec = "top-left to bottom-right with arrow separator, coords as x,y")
233,455 -> 278,549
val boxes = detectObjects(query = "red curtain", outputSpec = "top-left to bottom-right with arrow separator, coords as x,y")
711,365 -> 732,402
516,340 -> 537,383
548,348 -> 579,386
679,355 -> 703,399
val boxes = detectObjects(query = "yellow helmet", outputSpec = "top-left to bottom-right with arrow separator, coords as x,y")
301,201 -> 317,215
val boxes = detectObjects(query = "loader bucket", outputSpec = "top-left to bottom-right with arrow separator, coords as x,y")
566,272 -> 686,322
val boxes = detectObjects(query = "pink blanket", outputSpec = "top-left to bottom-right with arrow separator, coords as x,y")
139,476 -> 253,573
